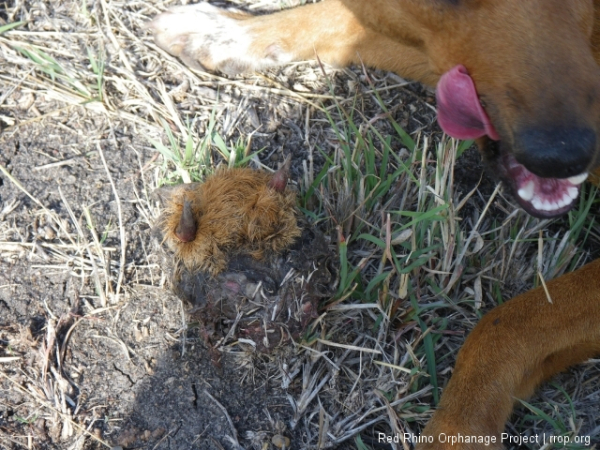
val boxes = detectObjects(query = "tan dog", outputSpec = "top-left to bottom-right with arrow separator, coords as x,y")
150,1 -> 600,448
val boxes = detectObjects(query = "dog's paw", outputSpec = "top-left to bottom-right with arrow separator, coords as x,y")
149,2 -> 291,75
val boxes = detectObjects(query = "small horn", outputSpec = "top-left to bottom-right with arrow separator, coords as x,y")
268,155 -> 292,192
175,199 -> 197,242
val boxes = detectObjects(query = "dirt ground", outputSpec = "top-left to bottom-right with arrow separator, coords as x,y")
1,1 -> 599,450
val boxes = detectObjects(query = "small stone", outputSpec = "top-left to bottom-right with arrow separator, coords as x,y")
44,226 -> 56,240
151,427 -> 166,439
116,427 -> 139,447
271,434 -> 290,448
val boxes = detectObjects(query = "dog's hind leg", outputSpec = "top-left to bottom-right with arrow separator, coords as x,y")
416,259 -> 600,449
149,0 -> 437,84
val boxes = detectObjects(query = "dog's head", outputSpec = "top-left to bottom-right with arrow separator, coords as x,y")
385,0 -> 600,217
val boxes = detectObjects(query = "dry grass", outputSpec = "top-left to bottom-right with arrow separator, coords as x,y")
0,1 -> 599,449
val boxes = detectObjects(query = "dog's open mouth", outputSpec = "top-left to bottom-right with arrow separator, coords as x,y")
436,65 -> 589,218
491,140 -> 588,217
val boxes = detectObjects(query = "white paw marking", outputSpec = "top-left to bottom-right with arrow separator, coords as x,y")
151,3 -> 292,75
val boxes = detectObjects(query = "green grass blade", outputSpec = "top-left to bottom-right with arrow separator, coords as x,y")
0,21 -> 24,34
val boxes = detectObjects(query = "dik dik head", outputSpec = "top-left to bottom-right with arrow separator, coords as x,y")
350,0 -> 600,217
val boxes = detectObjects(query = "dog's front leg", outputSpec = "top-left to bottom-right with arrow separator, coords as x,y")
149,0 -> 437,84
417,259 -> 600,450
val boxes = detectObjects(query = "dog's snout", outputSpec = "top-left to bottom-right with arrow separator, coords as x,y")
513,127 -> 596,178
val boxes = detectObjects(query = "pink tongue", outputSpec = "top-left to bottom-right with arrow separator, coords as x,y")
436,65 -> 499,141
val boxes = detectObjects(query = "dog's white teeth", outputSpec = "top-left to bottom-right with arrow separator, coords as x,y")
567,186 -> 579,199
530,193 -> 575,212
526,178 -> 581,212
541,200 -> 553,211
517,181 -> 535,201
567,172 -> 588,185
557,195 -> 569,208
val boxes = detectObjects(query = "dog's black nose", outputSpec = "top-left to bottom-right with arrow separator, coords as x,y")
513,127 -> 596,178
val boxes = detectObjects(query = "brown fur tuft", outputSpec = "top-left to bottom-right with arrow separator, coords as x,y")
156,166 -> 301,276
